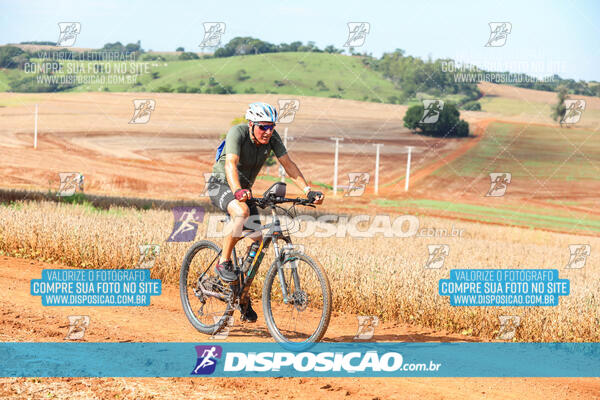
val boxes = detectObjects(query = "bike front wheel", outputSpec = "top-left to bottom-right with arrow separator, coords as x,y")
262,251 -> 332,347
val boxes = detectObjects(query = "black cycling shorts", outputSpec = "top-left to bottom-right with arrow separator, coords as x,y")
207,177 -> 261,231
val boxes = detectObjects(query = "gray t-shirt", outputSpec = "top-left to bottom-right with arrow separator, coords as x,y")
212,123 -> 287,189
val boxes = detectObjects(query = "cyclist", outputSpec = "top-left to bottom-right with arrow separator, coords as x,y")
207,102 -> 324,322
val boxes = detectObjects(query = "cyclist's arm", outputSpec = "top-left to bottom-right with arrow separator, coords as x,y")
225,153 -> 244,192
223,127 -> 246,194
277,153 -> 310,193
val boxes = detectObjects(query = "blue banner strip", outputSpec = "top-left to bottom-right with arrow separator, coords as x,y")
2,343 -> 599,377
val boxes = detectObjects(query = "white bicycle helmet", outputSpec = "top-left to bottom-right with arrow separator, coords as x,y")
245,102 -> 278,123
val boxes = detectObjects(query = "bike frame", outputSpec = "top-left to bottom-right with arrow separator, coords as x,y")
200,204 -> 302,305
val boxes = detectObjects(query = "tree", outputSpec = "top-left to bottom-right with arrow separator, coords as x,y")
214,36 -> 277,57
324,45 -> 342,54
316,80 -> 328,91
178,52 -> 199,60
176,47 -> 184,52
124,40 -> 142,53
235,69 -> 250,81
0,46 -> 26,68
552,85 -> 569,126
404,102 -> 469,137
461,101 -> 481,111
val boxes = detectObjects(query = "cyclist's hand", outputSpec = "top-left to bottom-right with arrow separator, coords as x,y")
234,188 -> 252,202
307,190 -> 324,204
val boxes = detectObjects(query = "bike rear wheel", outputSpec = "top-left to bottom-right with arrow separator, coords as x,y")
180,240 -> 234,335
262,251 -> 332,347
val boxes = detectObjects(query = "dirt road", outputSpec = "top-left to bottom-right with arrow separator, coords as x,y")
1,256 -> 598,399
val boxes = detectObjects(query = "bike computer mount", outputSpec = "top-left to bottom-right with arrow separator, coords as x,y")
263,182 -> 286,198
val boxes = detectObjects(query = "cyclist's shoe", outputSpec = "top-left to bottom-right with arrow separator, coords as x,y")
240,299 -> 258,323
215,260 -> 238,283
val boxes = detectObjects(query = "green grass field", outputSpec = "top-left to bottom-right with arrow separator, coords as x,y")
0,52 -> 479,105
376,122 -> 600,233
0,53 -> 402,101
479,96 -> 552,116
433,122 -> 600,180
372,198 -> 600,232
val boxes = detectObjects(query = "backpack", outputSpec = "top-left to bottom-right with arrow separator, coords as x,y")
215,140 -> 226,162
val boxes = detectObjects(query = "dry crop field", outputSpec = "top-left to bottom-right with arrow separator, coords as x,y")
1,200 -> 598,342
0,91 -> 488,200
1,89 -> 599,343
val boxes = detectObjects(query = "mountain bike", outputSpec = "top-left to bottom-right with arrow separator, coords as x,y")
180,182 -> 332,348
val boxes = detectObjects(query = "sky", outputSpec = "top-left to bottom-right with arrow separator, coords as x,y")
1,0 -> 599,81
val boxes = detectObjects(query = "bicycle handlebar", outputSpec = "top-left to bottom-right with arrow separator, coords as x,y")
248,196 -> 315,208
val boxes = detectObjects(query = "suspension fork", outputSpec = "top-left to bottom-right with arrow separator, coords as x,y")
275,237 -> 303,304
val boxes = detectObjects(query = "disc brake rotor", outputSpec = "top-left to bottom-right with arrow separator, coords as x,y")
290,290 -> 308,311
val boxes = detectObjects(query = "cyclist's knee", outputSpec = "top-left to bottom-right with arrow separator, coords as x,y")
228,201 -> 249,218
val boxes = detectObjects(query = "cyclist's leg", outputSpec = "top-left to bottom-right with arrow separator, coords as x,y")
207,178 -> 249,263
242,202 -> 262,245
221,199 -> 250,263
238,203 -> 260,322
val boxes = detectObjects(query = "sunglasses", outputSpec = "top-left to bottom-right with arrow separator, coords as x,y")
255,123 -> 275,132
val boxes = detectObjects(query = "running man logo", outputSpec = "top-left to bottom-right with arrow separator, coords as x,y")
199,22 -> 226,48
424,244 -> 449,269
210,316 -> 234,340
57,22 -> 81,47
485,22 -> 512,47
420,100 -> 444,124
485,172 -> 511,197
345,172 -> 370,197
57,172 -> 84,196
354,315 -> 379,340
129,99 -> 156,124
283,243 -> 305,255
497,315 -> 520,340
565,244 -> 591,269
344,22 -> 370,47
65,315 -> 90,340
136,244 -> 160,268
167,207 -> 205,242
277,99 -> 300,123
200,172 -> 224,197
191,345 -> 223,375
561,100 -> 586,125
